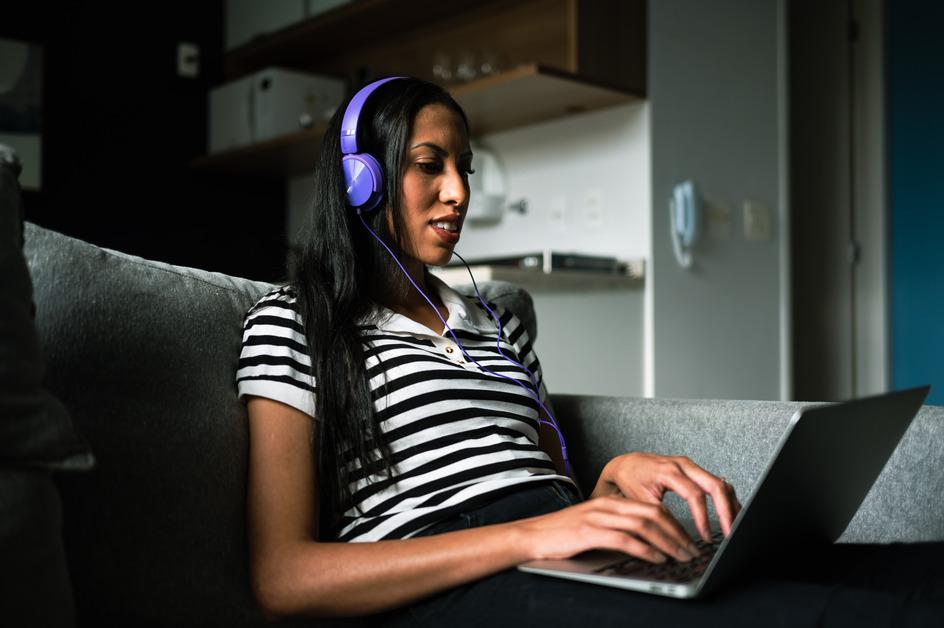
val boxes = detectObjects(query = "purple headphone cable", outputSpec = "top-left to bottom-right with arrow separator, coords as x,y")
358,213 -> 575,482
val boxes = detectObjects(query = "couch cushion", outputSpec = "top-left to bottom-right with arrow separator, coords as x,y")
0,154 -> 93,470
23,221 -> 538,627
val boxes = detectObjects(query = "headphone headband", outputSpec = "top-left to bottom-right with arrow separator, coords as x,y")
340,76 -> 406,155
340,76 -> 407,213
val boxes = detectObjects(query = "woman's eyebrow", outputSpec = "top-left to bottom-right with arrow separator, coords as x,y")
410,141 -> 447,154
410,142 -> 473,159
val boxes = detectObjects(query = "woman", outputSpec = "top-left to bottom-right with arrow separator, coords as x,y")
236,77 -> 941,627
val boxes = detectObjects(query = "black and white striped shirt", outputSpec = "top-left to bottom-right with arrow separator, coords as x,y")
236,276 -> 575,542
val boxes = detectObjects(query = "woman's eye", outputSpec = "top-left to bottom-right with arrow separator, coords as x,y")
415,161 -> 474,176
417,161 -> 442,174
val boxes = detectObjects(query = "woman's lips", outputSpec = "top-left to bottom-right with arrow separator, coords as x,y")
430,223 -> 461,244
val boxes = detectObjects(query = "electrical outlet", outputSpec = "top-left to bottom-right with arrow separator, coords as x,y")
177,42 -> 200,78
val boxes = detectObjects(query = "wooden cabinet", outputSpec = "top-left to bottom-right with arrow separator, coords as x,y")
192,0 -> 646,178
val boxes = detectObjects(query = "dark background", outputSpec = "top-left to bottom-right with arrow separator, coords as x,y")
3,2 -> 288,282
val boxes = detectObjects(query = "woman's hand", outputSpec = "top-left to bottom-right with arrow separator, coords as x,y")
590,452 -> 742,542
514,495 -> 703,564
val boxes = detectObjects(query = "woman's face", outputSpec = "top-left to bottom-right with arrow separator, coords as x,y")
392,102 -> 473,268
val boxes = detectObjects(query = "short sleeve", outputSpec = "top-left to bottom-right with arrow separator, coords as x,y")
235,288 -> 316,418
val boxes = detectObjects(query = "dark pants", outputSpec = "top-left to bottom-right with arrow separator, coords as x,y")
370,481 -> 944,628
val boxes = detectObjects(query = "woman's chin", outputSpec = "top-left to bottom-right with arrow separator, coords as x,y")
424,246 -> 458,267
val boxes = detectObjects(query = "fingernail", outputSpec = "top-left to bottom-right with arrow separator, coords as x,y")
677,547 -> 693,561
688,543 -> 701,556
653,552 -> 667,563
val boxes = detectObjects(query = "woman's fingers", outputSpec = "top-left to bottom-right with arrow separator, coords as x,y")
521,494 -> 707,564
607,454 -> 741,541
672,457 -> 741,537
608,457 -> 712,541
586,497 -> 698,562
598,528 -> 669,564
650,467 -> 714,541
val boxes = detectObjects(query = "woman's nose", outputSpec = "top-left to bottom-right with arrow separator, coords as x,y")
440,166 -> 469,208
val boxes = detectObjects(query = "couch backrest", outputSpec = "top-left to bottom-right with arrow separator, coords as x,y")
25,223 -> 275,627
23,222 -> 537,627
552,394 -> 944,544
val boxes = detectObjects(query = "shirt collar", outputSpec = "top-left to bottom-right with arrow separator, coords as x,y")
369,274 -> 496,337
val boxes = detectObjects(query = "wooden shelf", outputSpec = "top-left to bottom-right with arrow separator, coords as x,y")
189,123 -> 328,179
431,260 -> 645,293
190,65 -> 639,178
453,64 -> 641,135
222,0 -> 645,93
224,0 -> 502,80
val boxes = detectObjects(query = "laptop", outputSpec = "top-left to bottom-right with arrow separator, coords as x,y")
518,386 -> 930,599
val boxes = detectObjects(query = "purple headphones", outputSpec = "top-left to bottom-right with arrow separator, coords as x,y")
341,76 -> 406,213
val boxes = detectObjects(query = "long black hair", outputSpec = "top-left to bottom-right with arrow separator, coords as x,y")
292,77 -> 470,537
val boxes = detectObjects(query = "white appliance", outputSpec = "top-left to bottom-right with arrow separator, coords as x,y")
208,68 -> 345,154
466,143 -> 507,225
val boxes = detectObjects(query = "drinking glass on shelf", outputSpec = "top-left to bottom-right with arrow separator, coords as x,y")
432,51 -> 453,84
478,50 -> 502,77
454,49 -> 478,82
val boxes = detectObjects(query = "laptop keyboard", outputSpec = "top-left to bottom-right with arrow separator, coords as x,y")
596,531 -> 724,583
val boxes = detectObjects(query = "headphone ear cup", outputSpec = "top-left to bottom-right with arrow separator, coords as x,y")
342,153 -> 385,213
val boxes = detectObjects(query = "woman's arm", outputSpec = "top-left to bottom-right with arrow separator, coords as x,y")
247,397 -> 701,619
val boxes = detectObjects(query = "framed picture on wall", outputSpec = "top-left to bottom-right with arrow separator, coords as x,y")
0,37 -> 43,191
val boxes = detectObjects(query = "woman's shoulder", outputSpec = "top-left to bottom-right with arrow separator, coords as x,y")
245,285 -> 298,318
242,286 -> 306,337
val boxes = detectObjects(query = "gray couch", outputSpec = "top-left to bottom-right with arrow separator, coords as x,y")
17,212 -> 944,625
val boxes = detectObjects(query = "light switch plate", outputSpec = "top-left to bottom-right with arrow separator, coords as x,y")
549,197 -> 567,233
743,199 -> 772,241
177,42 -> 200,78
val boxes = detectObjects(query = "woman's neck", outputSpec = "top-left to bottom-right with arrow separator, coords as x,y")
378,262 -> 449,331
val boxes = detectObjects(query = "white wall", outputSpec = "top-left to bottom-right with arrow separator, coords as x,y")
464,103 -> 650,398
649,0 -> 789,400
528,290 -> 645,397
459,102 -> 650,262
